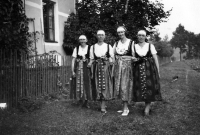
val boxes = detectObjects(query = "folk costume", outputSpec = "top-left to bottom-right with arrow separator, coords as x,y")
70,44 -> 93,101
113,39 -> 134,103
133,43 -> 162,102
90,43 -> 114,100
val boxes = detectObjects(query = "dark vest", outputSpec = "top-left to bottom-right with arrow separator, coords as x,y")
134,43 -> 153,58
76,45 -> 90,59
134,43 -> 153,64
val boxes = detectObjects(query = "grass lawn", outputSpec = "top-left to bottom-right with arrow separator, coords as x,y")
1,61 -> 200,135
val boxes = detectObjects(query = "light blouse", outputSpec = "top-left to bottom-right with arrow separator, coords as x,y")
90,43 -> 113,59
72,45 -> 89,58
113,39 -> 134,55
132,43 -> 157,57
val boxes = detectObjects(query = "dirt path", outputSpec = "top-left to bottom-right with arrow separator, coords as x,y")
1,61 -> 200,135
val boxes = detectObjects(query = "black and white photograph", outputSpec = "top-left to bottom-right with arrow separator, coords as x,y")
0,0 -> 200,134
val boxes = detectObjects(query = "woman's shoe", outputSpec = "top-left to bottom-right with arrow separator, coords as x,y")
82,101 -> 90,108
144,108 -> 151,116
121,109 -> 129,116
117,110 -> 123,113
101,108 -> 107,114
144,110 -> 149,116
144,103 -> 151,116
82,104 -> 90,108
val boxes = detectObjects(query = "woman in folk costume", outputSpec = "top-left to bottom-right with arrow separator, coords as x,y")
132,30 -> 162,116
112,26 -> 136,116
70,35 -> 93,108
88,30 -> 114,113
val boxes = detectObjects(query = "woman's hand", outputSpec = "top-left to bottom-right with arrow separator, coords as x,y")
132,57 -> 138,62
87,62 -> 92,68
72,72 -> 76,78
109,58 -> 113,65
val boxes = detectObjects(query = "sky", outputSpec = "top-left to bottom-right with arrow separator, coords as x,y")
155,0 -> 200,39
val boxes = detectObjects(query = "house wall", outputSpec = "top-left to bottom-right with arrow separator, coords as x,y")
25,0 -> 75,55
28,0 -> 41,5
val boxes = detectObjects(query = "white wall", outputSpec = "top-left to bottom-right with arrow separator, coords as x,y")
25,0 -> 75,55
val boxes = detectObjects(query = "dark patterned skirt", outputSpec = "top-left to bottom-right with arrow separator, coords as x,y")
70,60 -> 93,101
133,57 -> 162,102
91,59 -> 113,101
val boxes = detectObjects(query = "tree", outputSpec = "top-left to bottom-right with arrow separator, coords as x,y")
170,24 -> 188,61
163,34 -> 169,42
0,0 -> 31,53
154,41 -> 174,57
149,30 -> 161,42
185,31 -> 196,59
150,32 -> 173,57
195,34 -> 200,59
125,0 -> 130,14
63,0 -> 172,55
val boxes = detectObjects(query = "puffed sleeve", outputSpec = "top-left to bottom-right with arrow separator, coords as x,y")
90,45 -> 94,60
72,48 -> 77,58
150,44 -> 157,55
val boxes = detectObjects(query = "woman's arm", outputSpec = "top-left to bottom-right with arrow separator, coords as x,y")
72,57 -> 76,74
109,44 -> 114,63
131,41 -> 138,62
88,59 -> 94,67
112,43 -> 116,63
152,54 -> 160,77
71,48 -> 77,77
150,44 -> 160,77
88,45 -> 94,67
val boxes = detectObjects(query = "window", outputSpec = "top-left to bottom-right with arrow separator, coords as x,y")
43,0 -> 56,42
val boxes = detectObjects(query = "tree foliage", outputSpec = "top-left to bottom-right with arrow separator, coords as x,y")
186,33 -> 200,59
171,24 -> 200,59
154,41 -> 174,57
63,0 -> 171,54
150,32 -> 173,57
0,0 -> 31,53
170,24 -> 187,52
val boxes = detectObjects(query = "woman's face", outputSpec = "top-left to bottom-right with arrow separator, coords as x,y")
137,33 -> 146,43
117,31 -> 125,39
79,39 -> 87,46
97,34 -> 105,42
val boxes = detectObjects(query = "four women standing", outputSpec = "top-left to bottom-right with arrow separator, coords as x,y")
70,28 -> 162,116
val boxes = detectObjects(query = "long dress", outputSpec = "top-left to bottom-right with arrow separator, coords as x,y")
70,45 -> 93,101
113,39 -> 134,103
90,43 -> 113,100
133,43 -> 162,102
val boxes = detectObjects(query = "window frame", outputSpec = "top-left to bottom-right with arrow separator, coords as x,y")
43,0 -> 57,43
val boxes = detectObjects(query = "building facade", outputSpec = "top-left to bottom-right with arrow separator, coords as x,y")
25,0 -> 76,55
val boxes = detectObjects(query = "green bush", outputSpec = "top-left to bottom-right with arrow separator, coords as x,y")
0,0 -> 31,53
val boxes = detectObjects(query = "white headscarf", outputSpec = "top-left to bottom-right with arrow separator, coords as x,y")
137,30 -> 147,36
97,30 -> 105,35
117,26 -> 126,32
79,35 -> 87,40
